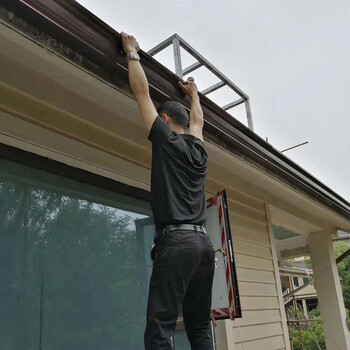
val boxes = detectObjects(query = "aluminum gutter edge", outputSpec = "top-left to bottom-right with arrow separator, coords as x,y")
1,0 -> 350,220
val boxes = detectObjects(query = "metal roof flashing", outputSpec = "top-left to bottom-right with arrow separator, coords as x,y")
1,0 -> 349,221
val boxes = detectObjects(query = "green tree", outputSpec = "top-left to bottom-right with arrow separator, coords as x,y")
288,306 -> 326,350
334,241 -> 350,311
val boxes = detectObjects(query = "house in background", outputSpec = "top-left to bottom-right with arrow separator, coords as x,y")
280,265 -> 317,316
336,231 -> 350,244
274,227 -> 318,318
1,1 -> 350,349
278,230 -> 350,323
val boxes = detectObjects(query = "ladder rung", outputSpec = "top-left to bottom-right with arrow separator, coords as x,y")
182,61 -> 202,76
201,81 -> 226,95
222,98 -> 245,111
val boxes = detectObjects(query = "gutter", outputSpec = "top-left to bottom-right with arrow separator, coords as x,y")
1,0 -> 350,220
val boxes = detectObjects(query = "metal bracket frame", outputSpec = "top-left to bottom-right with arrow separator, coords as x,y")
148,34 -> 254,131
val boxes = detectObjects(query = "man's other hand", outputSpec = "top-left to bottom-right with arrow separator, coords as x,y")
178,77 -> 198,99
121,32 -> 140,55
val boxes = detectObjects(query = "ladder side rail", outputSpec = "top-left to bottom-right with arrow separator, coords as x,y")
147,34 -> 176,56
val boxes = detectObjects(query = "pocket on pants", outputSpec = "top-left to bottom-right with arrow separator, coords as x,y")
203,233 -> 214,248
152,244 -> 168,264
150,244 -> 156,262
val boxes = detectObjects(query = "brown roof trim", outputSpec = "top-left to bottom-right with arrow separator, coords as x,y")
2,0 -> 350,219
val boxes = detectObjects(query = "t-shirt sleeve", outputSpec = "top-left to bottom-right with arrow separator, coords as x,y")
196,139 -> 208,156
193,138 -> 208,164
147,116 -> 173,144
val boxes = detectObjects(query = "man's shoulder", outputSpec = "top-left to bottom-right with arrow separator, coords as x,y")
148,116 -> 173,143
179,134 -> 208,162
181,133 -> 205,146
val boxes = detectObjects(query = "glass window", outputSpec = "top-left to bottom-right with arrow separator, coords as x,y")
0,156 -> 190,349
293,277 -> 299,287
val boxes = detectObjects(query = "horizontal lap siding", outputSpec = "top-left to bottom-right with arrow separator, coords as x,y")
233,322 -> 284,343
222,187 -> 286,349
234,335 -> 286,350
235,254 -> 274,271
233,240 -> 272,260
234,228 -> 271,247
233,309 -> 282,326
240,296 -> 280,310
237,268 -> 275,284
238,282 -> 278,297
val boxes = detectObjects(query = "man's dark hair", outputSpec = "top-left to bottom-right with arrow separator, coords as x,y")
157,101 -> 189,128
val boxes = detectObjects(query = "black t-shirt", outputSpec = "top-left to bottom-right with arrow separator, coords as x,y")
148,116 -> 208,230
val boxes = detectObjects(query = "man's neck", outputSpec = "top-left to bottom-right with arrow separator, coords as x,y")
170,125 -> 185,134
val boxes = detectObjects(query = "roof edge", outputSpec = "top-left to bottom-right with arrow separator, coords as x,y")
2,0 -> 350,220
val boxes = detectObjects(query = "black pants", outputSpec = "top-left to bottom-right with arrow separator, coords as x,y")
144,228 -> 215,350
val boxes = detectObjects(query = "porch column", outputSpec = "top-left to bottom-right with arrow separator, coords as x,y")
302,299 -> 308,318
308,230 -> 350,350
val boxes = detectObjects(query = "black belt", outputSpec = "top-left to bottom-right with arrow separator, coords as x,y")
165,224 -> 207,234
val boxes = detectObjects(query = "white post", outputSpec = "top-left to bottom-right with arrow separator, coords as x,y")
302,299 -> 308,318
308,230 -> 350,350
214,319 -> 236,350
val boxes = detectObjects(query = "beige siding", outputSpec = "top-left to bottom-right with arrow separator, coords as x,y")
233,241 -> 272,260
238,282 -> 277,297
240,296 -> 280,310
233,322 -> 284,343
207,185 -> 287,349
234,309 -> 282,326
235,254 -> 274,271
236,268 -> 276,284
234,335 -> 286,350
234,229 -> 271,247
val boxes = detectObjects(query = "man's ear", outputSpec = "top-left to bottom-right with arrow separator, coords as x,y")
160,113 -> 169,124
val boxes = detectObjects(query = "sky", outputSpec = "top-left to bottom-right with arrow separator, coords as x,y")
78,0 -> 350,201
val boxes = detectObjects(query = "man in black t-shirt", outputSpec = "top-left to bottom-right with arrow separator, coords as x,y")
122,33 -> 215,350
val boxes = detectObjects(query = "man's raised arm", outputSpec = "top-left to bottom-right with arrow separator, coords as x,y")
121,32 -> 157,132
178,78 -> 204,142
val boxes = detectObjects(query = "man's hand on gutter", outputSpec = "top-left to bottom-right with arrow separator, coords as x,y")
178,77 -> 198,99
121,32 -> 157,132
179,78 -> 204,141
121,32 -> 140,54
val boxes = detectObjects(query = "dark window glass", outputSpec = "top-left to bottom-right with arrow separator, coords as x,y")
0,157 -> 190,349
293,277 -> 299,287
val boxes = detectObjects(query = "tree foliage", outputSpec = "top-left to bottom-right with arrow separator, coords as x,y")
288,306 -> 326,350
334,241 -> 350,312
